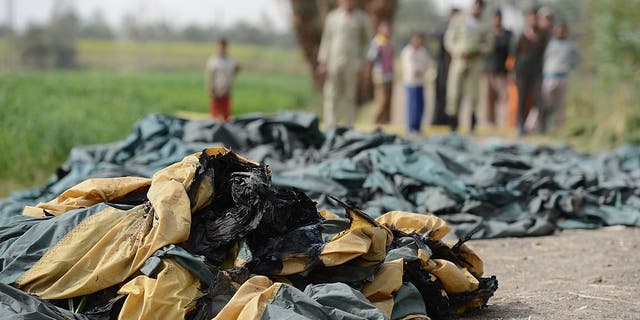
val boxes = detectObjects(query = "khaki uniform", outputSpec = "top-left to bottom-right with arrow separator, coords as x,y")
444,14 -> 493,129
318,9 -> 371,127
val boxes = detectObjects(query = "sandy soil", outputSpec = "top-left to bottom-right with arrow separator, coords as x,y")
463,226 -> 640,319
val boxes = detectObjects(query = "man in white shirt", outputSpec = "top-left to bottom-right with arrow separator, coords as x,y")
401,32 -> 433,134
317,0 -> 371,128
541,22 -> 581,131
205,38 -> 240,121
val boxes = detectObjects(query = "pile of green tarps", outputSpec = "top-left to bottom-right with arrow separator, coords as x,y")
2,112 -> 639,238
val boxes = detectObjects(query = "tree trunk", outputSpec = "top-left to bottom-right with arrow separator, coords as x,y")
289,0 -> 326,90
365,0 -> 397,35
289,0 -> 398,96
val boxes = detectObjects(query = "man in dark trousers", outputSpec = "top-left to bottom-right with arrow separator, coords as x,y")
483,9 -> 513,126
514,8 -> 548,135
431,8 -> 459,125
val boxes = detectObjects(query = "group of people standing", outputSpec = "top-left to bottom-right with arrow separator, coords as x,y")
362,20 -> 432,134
317,0 -> 581,135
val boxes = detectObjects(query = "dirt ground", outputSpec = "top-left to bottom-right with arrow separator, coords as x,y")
461,226 -> 640,319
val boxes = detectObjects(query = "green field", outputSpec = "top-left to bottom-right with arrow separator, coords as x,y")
1,38 -> 638,197
1,39 -> 308,73
0,39 -> 317,196
75,40 -> 308,73
0,72 -> 314,196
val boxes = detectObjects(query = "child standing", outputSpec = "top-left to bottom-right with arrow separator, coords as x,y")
401,32 -> 433,135
541,22 -> 581,131
205,38 -> 240,121
367,21 -> 395,125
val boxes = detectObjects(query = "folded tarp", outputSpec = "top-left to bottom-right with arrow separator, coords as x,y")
1,112 -> 639,239
0,283 -> 89,320
1,151 -> 209,319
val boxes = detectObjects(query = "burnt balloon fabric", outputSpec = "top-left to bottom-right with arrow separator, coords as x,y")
0,148 -> 497,319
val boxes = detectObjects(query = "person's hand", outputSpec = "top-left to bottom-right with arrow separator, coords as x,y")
463,46 -> 479,59
316,63 -> 327,77
463,51 -> 478,59
414,70 -> 424,79
505,56 -> 515,71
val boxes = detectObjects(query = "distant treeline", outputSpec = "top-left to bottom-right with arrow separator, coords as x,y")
3,0 -> 638,78
1,9 -> 296,69
2,10 -> 296,46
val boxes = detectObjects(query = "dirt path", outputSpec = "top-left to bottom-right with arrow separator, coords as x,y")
463,227 -> 640,319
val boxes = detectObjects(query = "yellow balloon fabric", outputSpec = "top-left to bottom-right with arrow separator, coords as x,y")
214,276 -> 281,320
22,177 -> 151,217
430,259 -> 479,294
361,258 -> 404,318
375,210 -> 451,241
16,155 -> 199,299
319,205 -> 392,268
9,148 -> 493,319
117,259 -> 202,320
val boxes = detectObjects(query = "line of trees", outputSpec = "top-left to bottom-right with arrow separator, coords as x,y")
17,10 -> 79,68
3,8 -> 296,69
1,9 -> 296,45
118,15 -> 295,47
5,0 -> 638,78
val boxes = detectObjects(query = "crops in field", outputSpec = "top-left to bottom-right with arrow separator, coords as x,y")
0,40 -> 314,195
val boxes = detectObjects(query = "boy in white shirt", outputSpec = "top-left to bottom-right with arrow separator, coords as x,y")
205,38 -> 240,121
401,32 -> 433,134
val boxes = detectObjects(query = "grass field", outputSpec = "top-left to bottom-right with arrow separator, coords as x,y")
75,40 -> 307,73
1,39 -> 308,73
0,39 -> 316,196
0,70 -> 315,196
0,38 -> 637,197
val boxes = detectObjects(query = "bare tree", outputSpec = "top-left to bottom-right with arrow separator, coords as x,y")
290,0 -> 325,90
289,0 -> 398,93
365,0 -> 397,34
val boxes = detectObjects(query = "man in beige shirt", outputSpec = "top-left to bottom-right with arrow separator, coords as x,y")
444,0 -> 493,132
317,0 -> 371,128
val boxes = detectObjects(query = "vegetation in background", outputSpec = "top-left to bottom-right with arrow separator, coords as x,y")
0,0 -> 637,195
0,37 -> 313,196
0,70 -> 314,195
8,5 -> 297,71
74,40 -> 306,73
392,0 -> 441,48
18,10 -> 79,68
489,0 -> 639,149
561,0 -> 640,149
